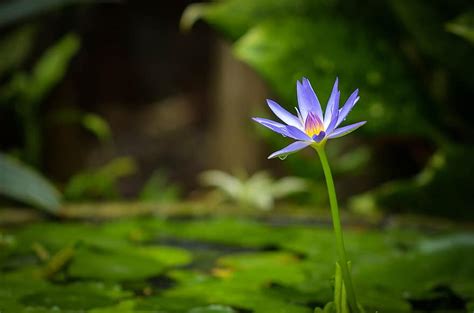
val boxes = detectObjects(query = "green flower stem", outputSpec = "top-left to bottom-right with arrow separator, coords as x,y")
314,145 -> 359,313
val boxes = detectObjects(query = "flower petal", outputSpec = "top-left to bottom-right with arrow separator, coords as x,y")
286,125 -> 312,141
336,89 -> 359,127
266,99 -> 302,129
299,78 -> 323,120
327,121 -> 366,139
324,77 -> 339,128
325,91 -> 340,134
252,117 -> 310,141
268,141 -> 312,159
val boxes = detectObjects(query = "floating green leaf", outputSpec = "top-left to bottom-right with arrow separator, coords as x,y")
20,282 -> 125,311
67,244 -> 191,282
2,215 -> 474,312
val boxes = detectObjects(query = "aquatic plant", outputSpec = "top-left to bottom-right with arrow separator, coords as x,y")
253,77 -> 365,312
200,170 -> 308,210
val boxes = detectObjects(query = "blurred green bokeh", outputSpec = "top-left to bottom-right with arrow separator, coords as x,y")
184,0 -> 474,218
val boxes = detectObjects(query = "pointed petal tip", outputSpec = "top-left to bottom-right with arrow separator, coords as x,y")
265,99 -> 275,106
265,99 -> 302,128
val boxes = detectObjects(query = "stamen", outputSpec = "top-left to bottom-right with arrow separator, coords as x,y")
304,112 -> 324,137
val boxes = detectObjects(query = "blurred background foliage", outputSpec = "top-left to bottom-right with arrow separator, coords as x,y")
0,2 -> 473,312
183,0 -> 474,218
0,0 -> 472,220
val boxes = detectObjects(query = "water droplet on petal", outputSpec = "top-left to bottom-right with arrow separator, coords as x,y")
278,155 -> 287,160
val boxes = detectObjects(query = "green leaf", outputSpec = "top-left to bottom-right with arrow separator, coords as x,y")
26,33 -> 80,104
190,0 -> 335,40
446,10 -> 474,44
388,0 -> 473,89
19,282 -> 125,311
68,248 -> 166,281
0,153 -> 60,212
0,25 -> 36,79
81,113 -> 112,142
0,32 -> 81,107
67,244 -> 191,281
234,17 -> 431,137
64,156 -> 137,201
353,144 -> 474,219
139,170 -> 181,203
188,0 -> 435,138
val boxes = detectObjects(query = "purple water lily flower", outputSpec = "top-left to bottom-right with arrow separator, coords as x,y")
253,77 -> 366,159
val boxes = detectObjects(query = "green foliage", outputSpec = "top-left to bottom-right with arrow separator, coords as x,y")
0,32 -> 80,109
138,170 -> 182,203
49,108 -> 113,142
236,18 -> 432,137
0,32 -> 80,167
389,0 -> 473,89
64,157 -> 137,201
445,10 -> 474,45
0,30 -> 81,212
25,34 -> 80,104
200,170 -> 308,210
1,215 -> 473,312
0,153 -> 60,212
20,282 -> 118,311
81,113 -> 112,142
350,144 -> 474,219
185,0 -> 474,217
0,25 -> 36,79
68,248 -> 167,281
185,0 -> 433,136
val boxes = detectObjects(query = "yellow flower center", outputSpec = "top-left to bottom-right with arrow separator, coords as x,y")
304,112 -> 324,137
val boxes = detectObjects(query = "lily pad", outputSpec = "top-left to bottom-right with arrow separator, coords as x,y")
2,215 -> 474,313
20,282 -> 126,311
68,248 -> 166,281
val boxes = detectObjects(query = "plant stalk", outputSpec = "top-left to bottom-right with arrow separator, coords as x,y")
315,145 -> 359,313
